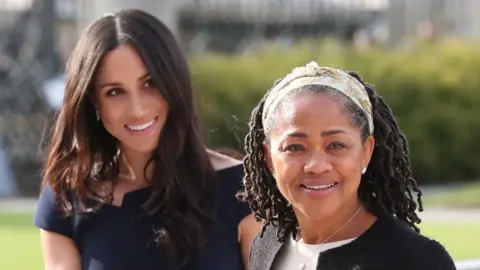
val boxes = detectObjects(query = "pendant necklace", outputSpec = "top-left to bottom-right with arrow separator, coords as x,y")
295,205 -> 364,270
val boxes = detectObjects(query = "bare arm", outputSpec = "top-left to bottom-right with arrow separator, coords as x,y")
40,230 -> 81,270
238,214 -> 263,270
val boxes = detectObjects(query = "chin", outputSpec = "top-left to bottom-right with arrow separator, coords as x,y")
121,141 -> 158,154
135,145 -> 158,153
294,200 -> 340,220
134,148 -> 157,154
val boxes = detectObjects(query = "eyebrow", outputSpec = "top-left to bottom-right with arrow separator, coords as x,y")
321,130 -> 345,137
137,73 -> 150,81
283,129 -> 345,139
99,73 -> 150,90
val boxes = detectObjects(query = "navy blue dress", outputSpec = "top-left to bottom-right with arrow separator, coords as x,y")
34,165 -> 250,270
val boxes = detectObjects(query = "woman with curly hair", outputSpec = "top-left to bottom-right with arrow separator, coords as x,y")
239,61 -> 456,270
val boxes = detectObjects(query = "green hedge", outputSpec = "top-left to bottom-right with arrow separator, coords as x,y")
190,39 -> 480,184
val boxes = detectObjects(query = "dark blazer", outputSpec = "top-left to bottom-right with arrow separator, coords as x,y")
249,214 -> 456,270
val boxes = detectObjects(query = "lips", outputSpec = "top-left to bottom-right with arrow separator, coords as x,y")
125,117 -> 157,131
301,182 -> 339,190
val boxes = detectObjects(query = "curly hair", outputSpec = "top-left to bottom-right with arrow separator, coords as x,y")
238,70 -> 423,242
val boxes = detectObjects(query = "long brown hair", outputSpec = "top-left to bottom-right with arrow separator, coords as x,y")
42,9 -> 217,267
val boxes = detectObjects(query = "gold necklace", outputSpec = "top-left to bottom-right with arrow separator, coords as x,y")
295,205 -> 364,270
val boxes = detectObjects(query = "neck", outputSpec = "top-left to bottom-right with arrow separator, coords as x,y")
295,199 -> 375,244
118,147 -> 154,183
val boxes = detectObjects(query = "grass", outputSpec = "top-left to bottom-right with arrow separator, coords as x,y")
1,214 -> 479,270
0,214 -> 42,270
423,182 -> 480,208
420,222 -> 480,261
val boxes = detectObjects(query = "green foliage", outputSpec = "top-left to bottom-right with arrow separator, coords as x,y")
190,39 -> 480,184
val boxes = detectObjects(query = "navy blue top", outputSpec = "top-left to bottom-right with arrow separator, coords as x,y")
34,164 -> 250,270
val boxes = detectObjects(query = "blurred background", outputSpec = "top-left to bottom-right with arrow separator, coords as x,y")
0,0 -> 479,269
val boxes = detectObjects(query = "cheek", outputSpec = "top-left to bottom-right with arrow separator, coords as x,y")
156,96 -> 169,114
145,90 -> 169,116
98,101 -> 124,133
138,90 -> 168,114
331,150 -> 364,184
270,154 -> 303,196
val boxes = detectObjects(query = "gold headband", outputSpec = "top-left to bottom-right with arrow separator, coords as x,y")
262,61 -> 374,134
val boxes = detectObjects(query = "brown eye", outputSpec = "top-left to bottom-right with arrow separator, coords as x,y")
328,142 -> 345,150
106,88 -> 121,96
143,79 -> 155,88
285,144 -> 305,152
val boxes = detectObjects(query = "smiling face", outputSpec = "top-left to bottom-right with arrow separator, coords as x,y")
93,43 -> 168,154
264,91 -> 374,221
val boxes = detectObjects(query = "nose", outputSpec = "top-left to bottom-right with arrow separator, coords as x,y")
304,149 -> 333,175
129,92 -> 148,118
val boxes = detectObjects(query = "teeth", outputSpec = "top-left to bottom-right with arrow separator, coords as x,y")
126,119 -> 155,131
305,183 -> 336,190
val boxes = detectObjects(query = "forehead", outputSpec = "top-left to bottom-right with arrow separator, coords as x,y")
270,92 -> 356,137
95,44 -> 147,84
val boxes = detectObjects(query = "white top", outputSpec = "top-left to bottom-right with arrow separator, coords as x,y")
272,234 -> 356,270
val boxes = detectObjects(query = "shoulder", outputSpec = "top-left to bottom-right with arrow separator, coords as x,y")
208,149 -> 243,171
378,217 -> 455,269
405,236 -> 455,269
208,149 -> 244,188
207,150 -> 251,224
249,224 -> 285,257
249,225 -> 285,270
34,181 -> 74,239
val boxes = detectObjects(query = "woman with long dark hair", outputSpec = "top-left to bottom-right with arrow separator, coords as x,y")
239,62 -> 456,270
34,9 -> 259,270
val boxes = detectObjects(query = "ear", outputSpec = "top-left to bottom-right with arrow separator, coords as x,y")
362,135 -> 375,171
263,143 -> 275,177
